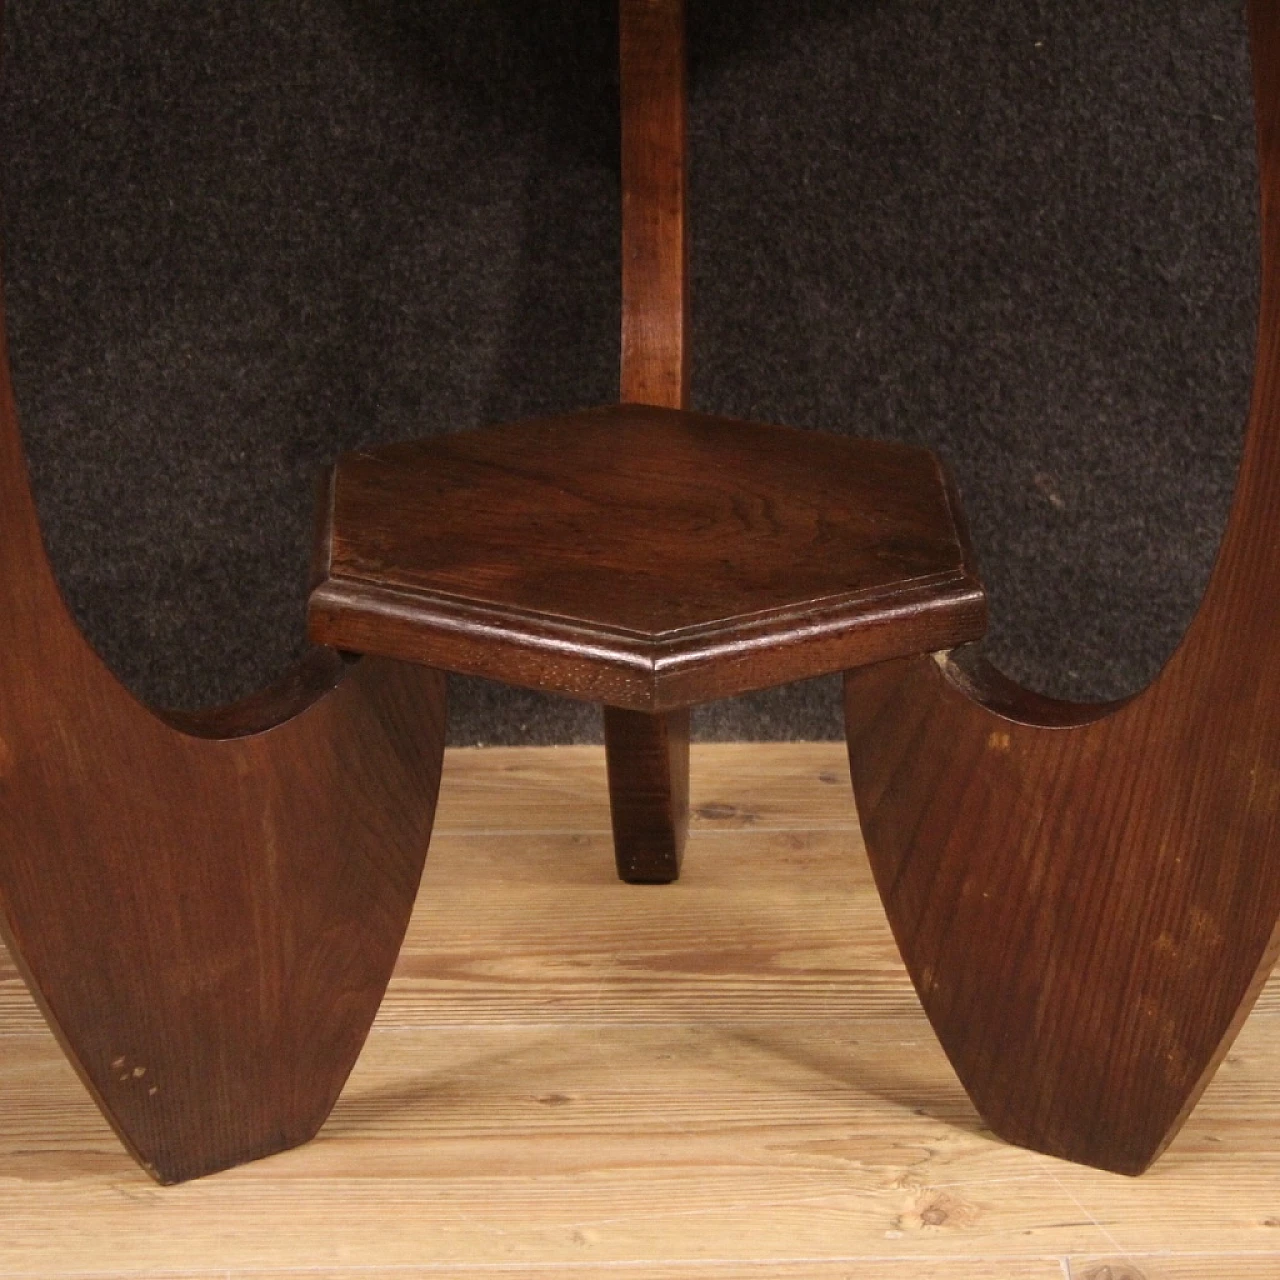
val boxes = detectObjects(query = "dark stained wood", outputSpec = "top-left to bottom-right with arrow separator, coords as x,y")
0,300 -> 447,1178
620,0 -> 688,411
309,404 -> 987,712
310,0 -> 984,887
843,0 -> 1280,1176
603,706 -> 689,883
608,0 -> 690,885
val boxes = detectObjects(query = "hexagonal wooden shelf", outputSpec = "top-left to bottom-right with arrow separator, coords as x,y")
309,403 -> 986,712
309,402 -> 984,886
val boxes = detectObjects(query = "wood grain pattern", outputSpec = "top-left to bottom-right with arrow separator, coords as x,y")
0,282 -> 445,1175
221,1269 -> 1069,1280
309,405 -> 986,711
1071,1263 -> 1280,1280
620,0 -> 687,410
213,1270 -> 1071,1280
843,0 -> 1280,1176
601,0 -> 692,885
603,706 -> 689,883
308,0 -> 986,893
430,742 -> 862,834
0,745 -> 1276,1277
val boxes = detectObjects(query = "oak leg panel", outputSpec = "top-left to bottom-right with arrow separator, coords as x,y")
844,650 -> 1280,1176
0,656 -> 448,1184
839,0 -> 1280,1177
603,706 -> 689,884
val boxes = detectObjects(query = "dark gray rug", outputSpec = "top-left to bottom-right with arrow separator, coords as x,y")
0,0 -> 1257,744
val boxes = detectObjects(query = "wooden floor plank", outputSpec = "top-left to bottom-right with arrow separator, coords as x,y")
229,1267 -> 1067,1279
3,820 -> 1274,1036
0,1270 -> 1069,1280
0,744 -> 1275,1278
1070,1263 -> 1280,1280
432,744 -> 860,834
382,829 -> 923,1028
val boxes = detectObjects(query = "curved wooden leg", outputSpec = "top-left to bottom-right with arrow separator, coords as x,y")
843,0 -> 1280,1176
604,706 -> 689,883
844,655 -> 1280,1175
0,305 -> 446,1179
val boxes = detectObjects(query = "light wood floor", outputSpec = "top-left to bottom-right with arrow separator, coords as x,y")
1,744 -> 1277,1279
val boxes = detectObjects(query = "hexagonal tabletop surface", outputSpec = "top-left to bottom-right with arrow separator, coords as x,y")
309,404 -> 986,710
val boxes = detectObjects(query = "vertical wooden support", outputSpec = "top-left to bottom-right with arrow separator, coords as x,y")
843,0 -> 1280,1175
620,0 -> 689,411
606,0 -> 691,884
604,705 -> 690,883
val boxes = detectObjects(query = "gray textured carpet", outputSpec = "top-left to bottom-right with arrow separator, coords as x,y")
0,0 -> 1258,744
